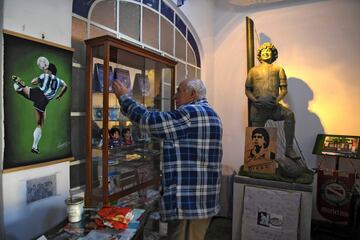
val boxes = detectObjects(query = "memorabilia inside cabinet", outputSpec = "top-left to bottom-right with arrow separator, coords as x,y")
85,35 -> 176,207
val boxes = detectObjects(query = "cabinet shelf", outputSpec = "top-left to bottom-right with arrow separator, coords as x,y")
85,35 -> 175,207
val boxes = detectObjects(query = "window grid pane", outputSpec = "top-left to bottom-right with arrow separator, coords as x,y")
175,30 -> 186,61
73,0 -> 93,18
119,2 -> 140,41
72,17 -> 87,41
176,62 -> 186,86
160,0 -> 174,22
175,14 -> 186,37
90,24 -> 116,39
143,0 -> 159,11
72,17 -> 87,64
187,43 -> 196,65
142,7 -> 159,49
187,30 -> 201,67
160,17 -> 173,55
187,65 -> 195,80
90,0 -> 116,30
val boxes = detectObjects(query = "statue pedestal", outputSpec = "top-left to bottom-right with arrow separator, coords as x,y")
232,175 -> 313,240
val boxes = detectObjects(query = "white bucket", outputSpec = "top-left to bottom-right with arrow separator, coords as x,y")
65,197 -> 84,223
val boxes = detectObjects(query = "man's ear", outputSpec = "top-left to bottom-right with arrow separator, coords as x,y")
190,89 -> 197,99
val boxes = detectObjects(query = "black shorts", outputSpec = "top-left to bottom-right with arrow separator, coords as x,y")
29,88 -> 49,112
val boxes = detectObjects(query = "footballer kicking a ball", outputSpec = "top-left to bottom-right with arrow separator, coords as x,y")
12,56 -> 68,154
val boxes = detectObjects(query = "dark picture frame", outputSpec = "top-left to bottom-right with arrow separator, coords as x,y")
3,30 -> 73,169
313,134 -> 360,159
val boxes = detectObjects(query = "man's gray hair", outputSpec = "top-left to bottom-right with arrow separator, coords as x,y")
185,79 -> 207,99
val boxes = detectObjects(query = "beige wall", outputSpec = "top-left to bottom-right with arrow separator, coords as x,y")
213,0 -> 360,170
181,0 -> 360,171
181,0 -> 360,221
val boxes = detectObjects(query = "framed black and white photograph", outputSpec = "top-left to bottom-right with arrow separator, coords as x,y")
26,175 -> 57,204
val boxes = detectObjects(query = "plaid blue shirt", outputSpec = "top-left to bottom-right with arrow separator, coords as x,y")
119,95 -> 223,221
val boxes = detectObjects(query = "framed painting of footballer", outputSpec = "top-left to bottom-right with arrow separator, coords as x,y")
244,127 -> 278,174
3,30 -> 73,169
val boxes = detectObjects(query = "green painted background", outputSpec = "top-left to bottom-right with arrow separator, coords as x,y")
4,34 -> 73,169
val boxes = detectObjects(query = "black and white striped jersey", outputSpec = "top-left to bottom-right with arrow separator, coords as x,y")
37,73 -> 65,100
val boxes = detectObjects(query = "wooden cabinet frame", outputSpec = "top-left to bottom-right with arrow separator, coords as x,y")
85,35 -> 176,206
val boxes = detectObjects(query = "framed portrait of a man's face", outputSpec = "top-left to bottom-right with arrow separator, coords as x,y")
244,127 -> 277,174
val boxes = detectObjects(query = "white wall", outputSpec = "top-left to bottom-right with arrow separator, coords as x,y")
181,0 -> 360,220
1,0 -> 73,239
3,0 -> 72,46
3,163 -> 69,240
213,4 -> 248,172
178,0 -> 216,104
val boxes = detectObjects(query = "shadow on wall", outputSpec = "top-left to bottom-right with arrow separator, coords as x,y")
274,76 -> 325,221
285,77 -> 324,169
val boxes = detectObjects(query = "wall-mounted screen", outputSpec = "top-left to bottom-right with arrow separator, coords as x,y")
312,134 -> 360,159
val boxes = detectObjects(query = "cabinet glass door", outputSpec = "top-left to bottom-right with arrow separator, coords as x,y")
90,44 -> 105,205
86,35 -> 176,207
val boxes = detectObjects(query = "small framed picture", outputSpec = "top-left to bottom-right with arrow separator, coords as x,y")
244,127 -> 277,174
26,175 -> 57,204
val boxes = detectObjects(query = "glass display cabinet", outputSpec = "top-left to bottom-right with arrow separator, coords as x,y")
85,35 -> 176,207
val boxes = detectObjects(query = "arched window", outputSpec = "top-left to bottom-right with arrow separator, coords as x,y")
72,0 -> 202,84
70,0 -> 202,190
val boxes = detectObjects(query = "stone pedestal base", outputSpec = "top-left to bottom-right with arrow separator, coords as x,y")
232,175 -> 313,240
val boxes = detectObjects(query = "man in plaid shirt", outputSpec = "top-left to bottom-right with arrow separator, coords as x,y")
113,78 -> 223,240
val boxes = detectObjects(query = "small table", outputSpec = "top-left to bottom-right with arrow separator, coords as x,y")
232,175 -> 313,240
44,209 -> 150,240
